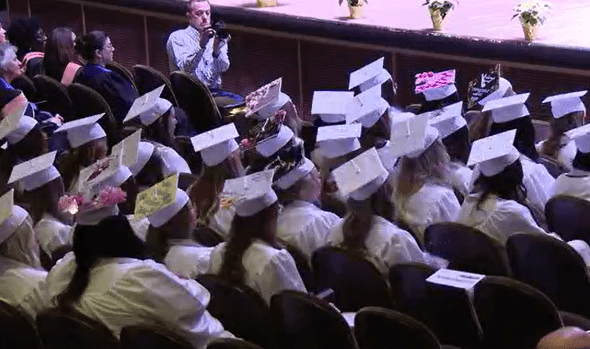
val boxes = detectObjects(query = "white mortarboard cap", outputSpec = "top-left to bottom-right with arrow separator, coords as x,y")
54,113 -> 107,148
0,189 -> 29,244
415,70 -> 457,102
191,123 -> 239,166
467,129 -> 519,177
255,125 -> 294,158
274,157 -> 315,190
387,111 -> 428,158
311,91 -> 354,124
346,85 -> 389,128
8,151 -> 60,191
76,205 -> 120,226
77,152 -> 131,194
124,85 -> 172,126
482,93 -> 530,123
0,101 -> 37,145
129,141 -> 155,176
222,170 -> 277,217
316,123 -> 362,159
257,92 -> 291,120
245,78 -> 283,118
478,77 -> 512,106
376,141 -> 397,173
406,126 -> 440,159
566,123 -> 590,154
332,147 -> 389,201
156,146 -> 191,177
111,130 -> 141,168
542,91 -> 587,119
428,102 -> 467,139
348,57 -> 392,93
134,175 -> 189,228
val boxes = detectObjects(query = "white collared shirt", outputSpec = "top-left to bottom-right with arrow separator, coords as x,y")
551,170 -> 590,202
0,256 -> 46,319
34,214 -> 73,256
164,239 -> 214,279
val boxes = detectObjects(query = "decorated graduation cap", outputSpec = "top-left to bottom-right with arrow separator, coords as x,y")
245,78 -> 290,120
316,123 -> 362,159
346,84 -> 390,128
467,129 -> 519,177
0,189 -> 29,244
428,101 -> 467,139
76,150 -> 131,196
255,125 -> 294,158
543,91 -> 587,119
478,77 -> 512,106
191,123 -> 239,166
54,113 -> 107,148
482,92 -> 530,123
311,91 -> 354,124
0,99 -> 37,145
467,64 -> 502,108
387,111 -> 431,159
566,123 -> 590,154
8,151 -> 60,191
123,85 -> 173,126
222,170 -> 277,217
134,174 -> 189,228
348,57 -> 393,95
415,70 -> 457,102
332,147 -> 389,201
274,157 -> 315,190
111,130 -> 153,177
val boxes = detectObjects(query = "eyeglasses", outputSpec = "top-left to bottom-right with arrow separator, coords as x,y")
103,43 -> 114,51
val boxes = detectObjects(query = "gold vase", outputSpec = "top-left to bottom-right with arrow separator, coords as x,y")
521,22 -> 539,41
348,3 -> 365,19
256,0 -> 277,7
429,8 -> 448,31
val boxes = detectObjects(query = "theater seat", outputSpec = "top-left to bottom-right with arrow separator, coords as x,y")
33,75 -> 72,121
132,65 -> 178,106
0,300 -> 41,349
207,338 -> 263,349
545,195 -> 590,245
120,325 -> 192,349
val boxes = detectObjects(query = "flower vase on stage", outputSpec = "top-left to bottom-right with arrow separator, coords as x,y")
521,21 -> 539,41
512,1 -> 552,42
423,0 -> 456,31
256,0 -> 277,8
429,8 -> 447,31
339,0 -> 368,19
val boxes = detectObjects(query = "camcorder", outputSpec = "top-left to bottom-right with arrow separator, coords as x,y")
206,17 -> 230,40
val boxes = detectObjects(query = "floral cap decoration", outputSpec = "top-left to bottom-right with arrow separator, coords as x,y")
245,78 -> 283,117
239,109 -> 286,152
58,186 -> 127,215
415,70 -> 456,94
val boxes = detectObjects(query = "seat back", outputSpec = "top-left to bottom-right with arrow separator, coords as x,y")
311,246 -> 393,312
33,75 -> 72,120
195,274 -> 272,348
132,65 -> 178,106
206,338 -> 263,349
0,300 -> 41,349
105,61 -> 137,92
538,155 -> 568,178
270,290 -> 358,349
36,308 -> 120,349
506,232 -> 590,319
354,307 -> 442,349
388,263 -> 483,348
474,276 -> 563,349
424,222 -> 511,276
175,136 -> 203,174
120,325 -> 193,349
11,75 -> 38,102
284,243 -> 315,292
67,83 -> 121,147
169,71 -> 222,133
545,195 -> 590,245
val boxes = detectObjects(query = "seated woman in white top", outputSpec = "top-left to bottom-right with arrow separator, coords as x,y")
0,189 -> 47,319
325,148 -> 425,275
189,123 -> 244,240
208,170 -> 307,305
392,125 -> 461,243
29,209 -> 231,349
551,123 -> 590,202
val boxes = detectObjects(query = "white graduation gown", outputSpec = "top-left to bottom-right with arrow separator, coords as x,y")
164,239 -> 214,279
521,155 -> 555,211
394,183 -> 461,243
126,215 -> 150,242
28,253 -> 232,348
0,257 -> 46,319
551,171 -> 590,202
34,214 -> 73,256
449,162 -> 473,197
536,137 -> 577,172
276,200 -> 342,261
209,205 -> 235,240
326,215 -> 425,275
208,240 -> 307,305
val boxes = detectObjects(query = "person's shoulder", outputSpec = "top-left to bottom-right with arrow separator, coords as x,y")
167,27 -> 189,42
493,198 -> 530,217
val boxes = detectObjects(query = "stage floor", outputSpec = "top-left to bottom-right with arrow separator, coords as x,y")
211,0 -> 590,50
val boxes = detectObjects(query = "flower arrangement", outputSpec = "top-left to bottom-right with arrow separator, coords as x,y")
423,0 -> 458,30
339,0 -> 368,7
339,0 -> 368,18
512,1 -> 552,41
58,186 -> 127,215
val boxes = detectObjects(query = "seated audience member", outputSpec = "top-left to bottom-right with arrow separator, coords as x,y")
484,93 -> 555,214
537,327 -> 590,349
29,205 -> 232,348
6,17 -> 45,78
0,22 -> 6,44
551,123 -> 590,201
346,85 -> 391,150
538,91 -> 586,172
392,119 -> 461,243
53,114 -> 109,192
246,124 -> 295,174
417,75 -> 460,114
428,102 -> 472,197
0,42 -> 25,90
190,123 -> 244,239
43,27 -> 81,86
274,142 -> 341,261
310,90 -> 350,128
0,189 -> 47,319
73,31 -> 138,122
326,148 -> 425,274
469,77 -> 515,141
130,141 -> 165,191
208,170 -> 307,304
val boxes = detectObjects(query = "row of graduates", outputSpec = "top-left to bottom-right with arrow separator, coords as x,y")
1,55 -> 590,348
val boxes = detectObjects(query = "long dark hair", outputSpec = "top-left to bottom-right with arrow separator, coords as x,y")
7,17 -> 42,59
218,203 -> 279,285
341,183 -> 394,251
572,150 -> 590,172
142,108 -> 177,150
55,215 -> 145,309
144,201 -> 194,262
74,30 -> 108,62
419,92 -> 460,114
57,139 -> 107,191
43,27 -> 77,80
22,176 -> 69,225
474,159 -> 526,207
490,116 -> 539,161
442,125 -> 471,164
540,112 -> 580,159
360,114 -> 391,150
